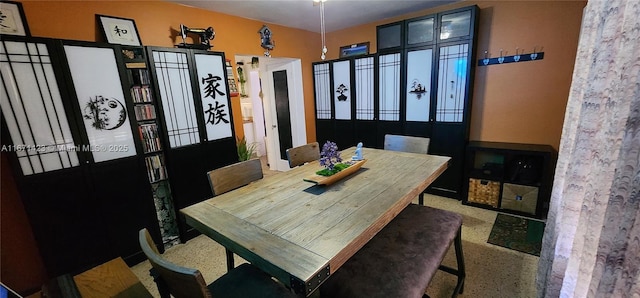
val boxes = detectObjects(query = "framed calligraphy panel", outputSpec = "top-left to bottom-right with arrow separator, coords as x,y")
0,0 -> 30,36
194,53 -> 233,141
96,14 -> 142,46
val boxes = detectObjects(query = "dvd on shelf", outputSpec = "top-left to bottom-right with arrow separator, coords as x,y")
134,104 -> 156,121
145,154 -> 167,183
131,86 -> 153,103
139,124 -> 162,153
131,69 -> 150,85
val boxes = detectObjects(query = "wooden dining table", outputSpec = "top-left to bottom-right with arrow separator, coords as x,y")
181,147 -> 450,296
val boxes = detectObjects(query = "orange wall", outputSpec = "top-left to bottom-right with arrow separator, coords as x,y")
1,154 -> 47,294
326,0 -> 586,151
18,0 -> 321,143
3,1 -> 584,293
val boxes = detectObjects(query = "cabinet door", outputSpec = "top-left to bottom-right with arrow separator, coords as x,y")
435,43 -> 470,123
353,56 -> 377,147
148,47 -> 237,241
429,42 -> 472,198
313,62 -> 333,146
438,7 -> 474,42
332,59 -> 354,148
0,37 -> 110,276
404,48 -> 434,137
376,22 -> 404,53
406,15 -> 436,48
377,52 -> 403,145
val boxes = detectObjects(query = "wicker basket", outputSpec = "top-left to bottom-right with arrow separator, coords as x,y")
468,178 -> 500,208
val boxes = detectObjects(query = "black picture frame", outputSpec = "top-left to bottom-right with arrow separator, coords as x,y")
339,42 -> 370,58
96,14 -> 142,46
0,0 -> 30,37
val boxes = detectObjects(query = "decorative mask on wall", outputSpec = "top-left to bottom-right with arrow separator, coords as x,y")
258,25 -> 275,57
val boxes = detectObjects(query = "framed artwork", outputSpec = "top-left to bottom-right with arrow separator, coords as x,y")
96,14 -> 142,46
0,0 -> 30,36
339,42 -> 369,58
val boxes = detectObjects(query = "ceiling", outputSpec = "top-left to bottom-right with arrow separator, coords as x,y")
165,0 -> 459,33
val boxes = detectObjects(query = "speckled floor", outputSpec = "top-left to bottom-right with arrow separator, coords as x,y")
131,160 -> 539,297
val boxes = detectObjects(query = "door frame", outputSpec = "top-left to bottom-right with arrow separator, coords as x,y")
260,57 -> 306,171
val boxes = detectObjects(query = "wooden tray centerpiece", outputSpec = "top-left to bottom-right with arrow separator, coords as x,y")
304,159 -> 367,185
303,141 -> 367,185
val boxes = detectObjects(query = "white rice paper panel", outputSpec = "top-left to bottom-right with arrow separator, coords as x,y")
64,45 -> 137,162
406,49 -> 432,122
436,44 -> 468,122
354,57 -> 374,120
313,63 -> 331,120
332,60 -> 351,120
194,53 -> 233,141
152,51 -> 200,148
0,41 -> 79,175
378,53 -> 401,121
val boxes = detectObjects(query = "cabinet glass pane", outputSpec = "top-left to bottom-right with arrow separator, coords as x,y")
378,24 -> 402,50
407,17 -> 434,45
1,41 -> 80,175
436,43 -> 468,122
152,50 -> 200,148
406,49 -> 432,122
332,60 -> 351,120
440,10 -> 472,40
313,63 -> 331,119
378,53 -> 401,121
354,57 -> 374,120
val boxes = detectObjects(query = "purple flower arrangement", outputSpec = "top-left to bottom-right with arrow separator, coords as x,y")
319,141 -> 342,170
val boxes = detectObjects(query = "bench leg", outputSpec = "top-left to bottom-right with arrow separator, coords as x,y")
226,248 -> 235,272
437,227 -> 465,298
452,228 -> 465,296
419,193 -> 424,205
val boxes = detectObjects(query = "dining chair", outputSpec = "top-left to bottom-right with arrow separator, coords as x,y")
384,134 -> 431,205
207,158 -> 263,272
286,142 -> 320,168
138,229 -> 297,298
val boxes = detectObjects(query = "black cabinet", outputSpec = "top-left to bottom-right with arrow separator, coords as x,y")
314,5 -> 479,199
146,47 -> 238,242
0,36 -> 163,276
464,141 -> 557,219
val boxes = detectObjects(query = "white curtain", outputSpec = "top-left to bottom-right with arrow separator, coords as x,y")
536,0 -> 640,297
537,0 -> 640,297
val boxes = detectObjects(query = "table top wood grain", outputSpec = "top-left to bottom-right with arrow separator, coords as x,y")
181,147 -> 450,296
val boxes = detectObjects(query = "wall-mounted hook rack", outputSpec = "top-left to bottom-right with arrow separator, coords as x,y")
478,51 -> 544,66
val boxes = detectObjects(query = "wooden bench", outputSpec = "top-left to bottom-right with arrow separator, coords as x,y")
320,204 -> 465,298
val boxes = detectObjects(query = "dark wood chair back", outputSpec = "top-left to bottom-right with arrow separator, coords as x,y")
138,229 -> 210,298
207,158 -> 263,196
286,142 -> 320,167
384,134 -> 430,154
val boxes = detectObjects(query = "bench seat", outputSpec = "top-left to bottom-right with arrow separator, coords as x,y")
320,204 -> 465,298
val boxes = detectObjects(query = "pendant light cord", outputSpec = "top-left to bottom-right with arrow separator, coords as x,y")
320,0 -> 327,60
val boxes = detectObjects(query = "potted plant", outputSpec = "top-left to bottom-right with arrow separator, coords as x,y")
237,136 -> 256,161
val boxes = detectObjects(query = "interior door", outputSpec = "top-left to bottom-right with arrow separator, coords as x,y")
260,58 -> 306,171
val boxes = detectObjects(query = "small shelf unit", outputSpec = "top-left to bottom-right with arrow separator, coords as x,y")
463,141 -> 556,219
